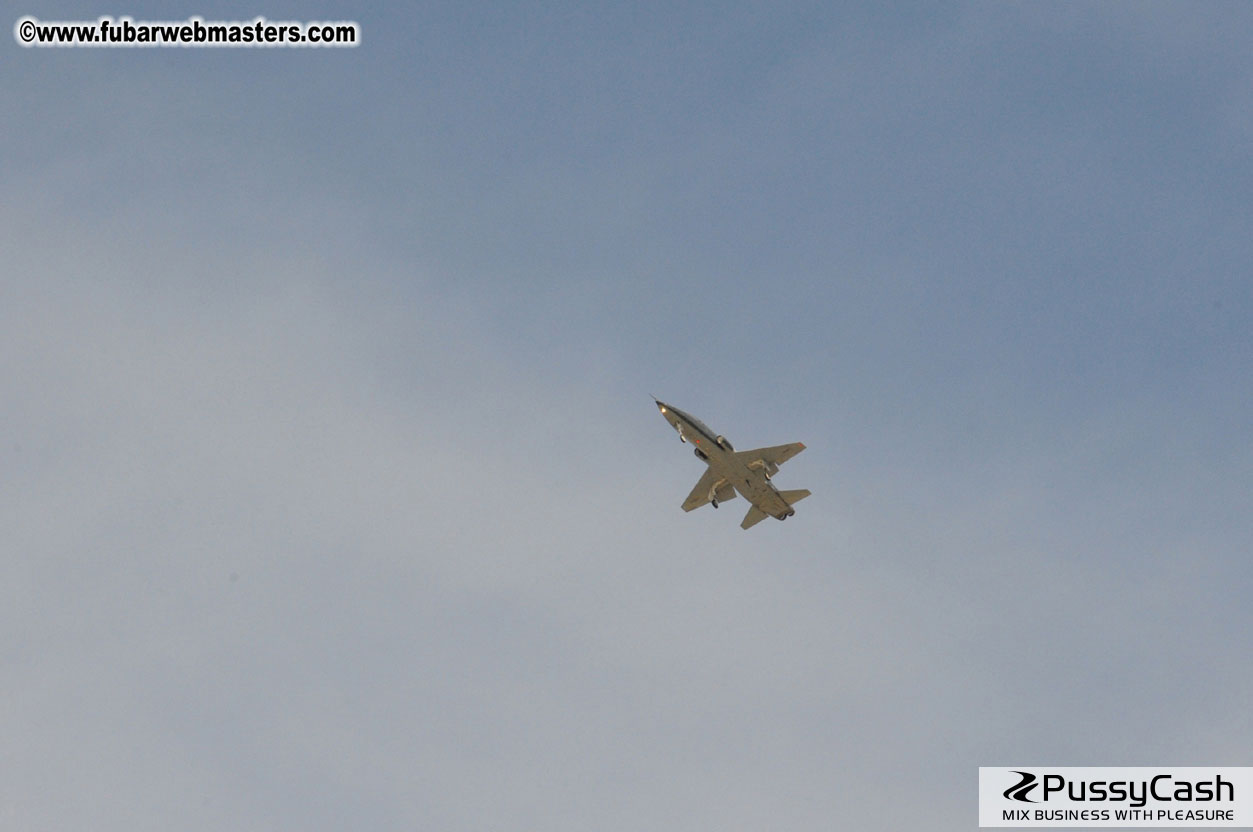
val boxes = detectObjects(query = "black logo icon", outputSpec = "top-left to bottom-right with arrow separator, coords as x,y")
1004,771 -> 1038,802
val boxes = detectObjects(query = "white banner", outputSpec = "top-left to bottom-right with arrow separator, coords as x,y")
979,767 -> 1253,827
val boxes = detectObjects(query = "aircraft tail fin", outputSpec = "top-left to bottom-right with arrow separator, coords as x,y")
779,489 -> 811,506
741,505 -> 769,530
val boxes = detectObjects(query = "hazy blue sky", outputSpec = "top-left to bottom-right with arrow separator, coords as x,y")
4,3 -> 1251,829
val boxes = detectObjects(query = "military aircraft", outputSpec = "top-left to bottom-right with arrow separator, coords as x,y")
654,399 -> 810,529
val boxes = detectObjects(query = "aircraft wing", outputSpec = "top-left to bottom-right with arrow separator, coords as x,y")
735,442 -> 806,469
682,466 -> 736,512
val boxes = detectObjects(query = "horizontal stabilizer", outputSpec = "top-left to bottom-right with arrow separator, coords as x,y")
779,489 -> 811,506
741,505 -> 769,530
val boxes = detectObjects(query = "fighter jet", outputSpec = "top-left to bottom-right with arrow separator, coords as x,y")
654,399 -> 810,529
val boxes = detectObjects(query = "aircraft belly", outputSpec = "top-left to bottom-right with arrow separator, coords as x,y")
729,471 -> 785,516
750,482 -> 788,515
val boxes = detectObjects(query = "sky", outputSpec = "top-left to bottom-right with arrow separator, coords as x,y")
3,2 -> 1251,829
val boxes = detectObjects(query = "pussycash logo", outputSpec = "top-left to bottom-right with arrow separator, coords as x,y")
1003,771 -> 1039,802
